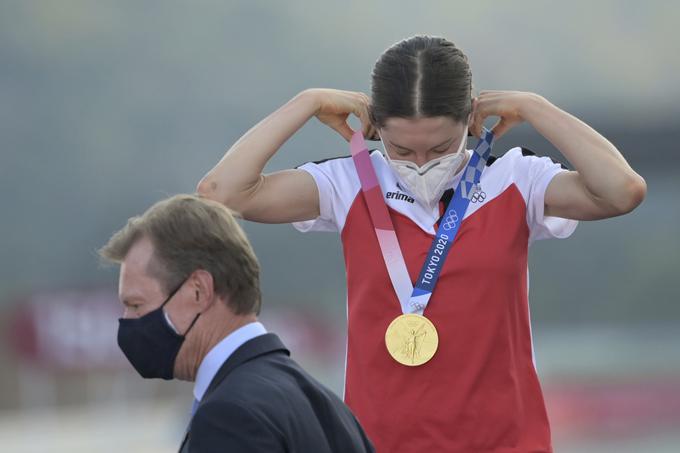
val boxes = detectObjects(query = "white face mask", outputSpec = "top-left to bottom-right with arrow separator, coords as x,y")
381,128 -> 469,208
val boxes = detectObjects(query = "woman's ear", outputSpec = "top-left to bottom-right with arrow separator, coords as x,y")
368,105 -> 376,126
367,109 -> 380,141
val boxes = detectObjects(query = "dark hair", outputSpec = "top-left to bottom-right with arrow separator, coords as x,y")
370,35 -> 472,128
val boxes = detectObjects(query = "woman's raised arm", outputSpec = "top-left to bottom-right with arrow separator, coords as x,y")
197,89 -> 373,223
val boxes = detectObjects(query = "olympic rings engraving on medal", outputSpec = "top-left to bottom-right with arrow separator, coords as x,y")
470,190 -> 486,203
442,211 -> 459,230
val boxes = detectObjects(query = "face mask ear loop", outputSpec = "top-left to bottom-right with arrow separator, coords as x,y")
163,278 -> 201,338
457,126 -> 470,155
161,279 -> 186,308
182,311 -> 201,338
378,131 -> 389,159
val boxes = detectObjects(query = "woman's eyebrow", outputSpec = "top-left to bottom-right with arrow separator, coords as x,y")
389,137 -> 453,152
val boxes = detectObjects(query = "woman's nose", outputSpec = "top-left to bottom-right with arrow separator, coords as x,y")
413,152 -> 430,167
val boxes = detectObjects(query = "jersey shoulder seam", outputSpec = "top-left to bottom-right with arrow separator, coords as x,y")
295,149 -> 381,169
519,146 -> 568,170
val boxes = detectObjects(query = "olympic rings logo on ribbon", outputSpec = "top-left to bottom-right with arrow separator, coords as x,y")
442,210 -> 459,230
470,190 -> 487,203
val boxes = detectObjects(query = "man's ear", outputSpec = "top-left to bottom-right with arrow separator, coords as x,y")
189,269 -> 215,310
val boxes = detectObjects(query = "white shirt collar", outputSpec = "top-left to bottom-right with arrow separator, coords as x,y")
193,321 -> 267,402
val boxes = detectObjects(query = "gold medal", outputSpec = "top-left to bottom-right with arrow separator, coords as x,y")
385,314 -> 439,366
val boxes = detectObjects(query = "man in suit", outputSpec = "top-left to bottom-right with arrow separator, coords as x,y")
99,194 -> 374,452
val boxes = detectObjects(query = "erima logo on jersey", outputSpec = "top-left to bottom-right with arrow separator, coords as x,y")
386,182 -> 415,203
386,191 -> 415,203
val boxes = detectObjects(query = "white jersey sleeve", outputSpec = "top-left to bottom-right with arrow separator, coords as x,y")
292,155 -> 360,233
504,147 -> 578,243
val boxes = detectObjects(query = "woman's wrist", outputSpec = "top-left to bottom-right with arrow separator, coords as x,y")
295,89 -> 322,115
518,92 -> 551,123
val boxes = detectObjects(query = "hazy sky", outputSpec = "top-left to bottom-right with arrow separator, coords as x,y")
3,1 -> 678,122
1,1 -> 678,320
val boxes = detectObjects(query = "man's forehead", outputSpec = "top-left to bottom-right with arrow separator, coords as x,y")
120,238 -> 152,277
118,237 -> 158,300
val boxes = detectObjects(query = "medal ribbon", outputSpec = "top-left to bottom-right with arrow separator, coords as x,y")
349,129 -> 494,315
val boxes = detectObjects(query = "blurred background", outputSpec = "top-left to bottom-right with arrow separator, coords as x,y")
1,1 -> 679,451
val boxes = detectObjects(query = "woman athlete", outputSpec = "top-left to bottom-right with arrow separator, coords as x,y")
197,36 -> 646,452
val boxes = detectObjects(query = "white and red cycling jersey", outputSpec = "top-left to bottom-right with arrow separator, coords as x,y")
293,145 -> 577,453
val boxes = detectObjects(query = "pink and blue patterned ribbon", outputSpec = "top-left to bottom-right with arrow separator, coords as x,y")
350,129 -> 494,315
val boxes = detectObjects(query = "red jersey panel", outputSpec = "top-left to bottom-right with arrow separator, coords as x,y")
294,147 -> 577,452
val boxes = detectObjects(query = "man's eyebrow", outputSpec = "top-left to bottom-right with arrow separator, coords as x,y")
389,137 -> 454,152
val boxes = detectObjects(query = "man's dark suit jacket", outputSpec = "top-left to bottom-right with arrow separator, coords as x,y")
179,333 -> 374,452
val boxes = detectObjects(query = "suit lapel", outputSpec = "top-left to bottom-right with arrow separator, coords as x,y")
180,333 -> 290,451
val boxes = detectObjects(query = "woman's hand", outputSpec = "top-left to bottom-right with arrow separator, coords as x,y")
306,88 -> 378,141
469,90 -> 539,139
469,90 -> 646,220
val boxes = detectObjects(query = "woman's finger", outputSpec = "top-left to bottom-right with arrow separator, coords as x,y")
354,105 -> 373,138
469,97 -> 485,138
491,117 -> 511,139
332,121 -> 355,142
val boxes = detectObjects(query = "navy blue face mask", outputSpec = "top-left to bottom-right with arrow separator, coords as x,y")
117,279 -> 201,380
